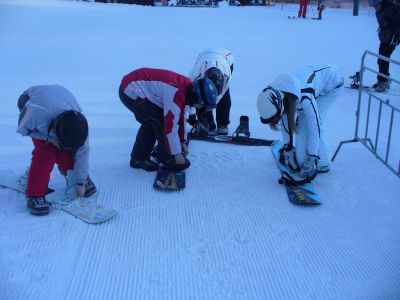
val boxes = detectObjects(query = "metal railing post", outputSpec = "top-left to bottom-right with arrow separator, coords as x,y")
332,50 -> 400,178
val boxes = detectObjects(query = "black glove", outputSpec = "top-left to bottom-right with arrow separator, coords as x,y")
187,114 -> 197,127
281,144 -> 298,172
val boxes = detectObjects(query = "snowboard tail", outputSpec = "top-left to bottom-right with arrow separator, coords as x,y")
153,167 -> 185,191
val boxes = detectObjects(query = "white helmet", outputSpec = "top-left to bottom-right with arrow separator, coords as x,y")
257,87 -> 284,123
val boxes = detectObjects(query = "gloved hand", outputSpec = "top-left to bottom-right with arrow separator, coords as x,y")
76,183 -> 86,198
281,145 -> 298,172
300,154 -> 319,180
187,114 -> 197,127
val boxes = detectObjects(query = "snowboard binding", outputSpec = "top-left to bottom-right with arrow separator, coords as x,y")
233,115 -> 250,139
349,72 -> 361,89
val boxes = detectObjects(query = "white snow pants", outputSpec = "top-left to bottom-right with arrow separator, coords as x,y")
295,86 -> 343,168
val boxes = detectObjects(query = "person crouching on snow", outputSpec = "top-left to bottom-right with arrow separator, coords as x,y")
119,67 -> 218,172
17,85 -> 96,216
257,64 -> 344,181
187,48 -> 234,135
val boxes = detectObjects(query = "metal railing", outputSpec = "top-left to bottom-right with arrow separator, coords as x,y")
332,50 -> 400,177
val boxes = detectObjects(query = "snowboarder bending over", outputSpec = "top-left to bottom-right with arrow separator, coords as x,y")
119,68 -> 218,172
257,64 -> 344,181
17,85 -> 96,216
187,48 -> 234,135
370,0 -> 400,92
317,0 -> 325,20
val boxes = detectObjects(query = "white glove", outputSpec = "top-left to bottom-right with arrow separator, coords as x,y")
281,145 -> 298,172
300,154 -> 319,179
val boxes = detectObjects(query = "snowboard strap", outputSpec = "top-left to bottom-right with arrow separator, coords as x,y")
280,171 -> 311,186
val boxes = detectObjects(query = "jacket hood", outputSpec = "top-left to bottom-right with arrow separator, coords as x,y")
269,72 -> 301,100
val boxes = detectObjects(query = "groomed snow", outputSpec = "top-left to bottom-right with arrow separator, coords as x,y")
0,0 -> 399,299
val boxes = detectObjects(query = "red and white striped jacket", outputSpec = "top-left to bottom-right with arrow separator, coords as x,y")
120,68 -> 191,155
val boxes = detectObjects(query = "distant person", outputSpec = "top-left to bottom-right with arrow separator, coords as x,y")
119,68 -> 217,172
257,65 -> 344,181
298,0 -> 308,18
316,0 -> 325,20
17,85 -> 96,216
187,48 -> 234,135
369,0 -> 400,92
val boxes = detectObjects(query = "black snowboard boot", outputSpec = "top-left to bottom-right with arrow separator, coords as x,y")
27,196 -> 50,216
372,80 -> 390,92
130,159 -> 159,172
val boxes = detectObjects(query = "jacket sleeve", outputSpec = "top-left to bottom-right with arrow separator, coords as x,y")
163,91 -> 186,156
73,138 -> 90,184
300,95 -> 320,156
17,107 -> 48,141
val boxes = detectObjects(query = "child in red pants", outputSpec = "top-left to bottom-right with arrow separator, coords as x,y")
17,85 -> 96,216
27,138 -> 74,197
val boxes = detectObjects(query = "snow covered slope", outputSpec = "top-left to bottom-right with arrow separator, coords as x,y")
0,1 -> 399,299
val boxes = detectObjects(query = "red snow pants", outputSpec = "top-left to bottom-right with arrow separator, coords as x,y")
298,0 -> 307,18
26,138 -> 74,197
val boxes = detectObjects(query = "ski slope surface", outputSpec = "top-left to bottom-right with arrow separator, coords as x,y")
0,0 -> 400,299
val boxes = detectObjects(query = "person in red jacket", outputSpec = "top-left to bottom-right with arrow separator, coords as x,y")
119,68 -> 218,172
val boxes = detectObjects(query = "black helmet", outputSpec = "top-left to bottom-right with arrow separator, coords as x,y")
52,110 -> 88,150
204,67 -> 224,94
191,78 -> 218,111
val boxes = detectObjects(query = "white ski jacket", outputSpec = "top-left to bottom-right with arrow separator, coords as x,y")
17,85 -> 90,183
188,48 -> 233,117
270,65 -> 344,156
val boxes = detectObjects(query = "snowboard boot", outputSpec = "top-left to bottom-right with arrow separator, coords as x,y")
27,196 -> 50,216
372,81 -> 390,92
83,177 -> 97,197
130,159 -> 159,172
217,126 -> 228,135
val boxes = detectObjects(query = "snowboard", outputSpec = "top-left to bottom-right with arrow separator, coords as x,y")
189,115 -> 277,146
0,170 -> 117,224
271,142 -> 321,205
153,167 -> 186,190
